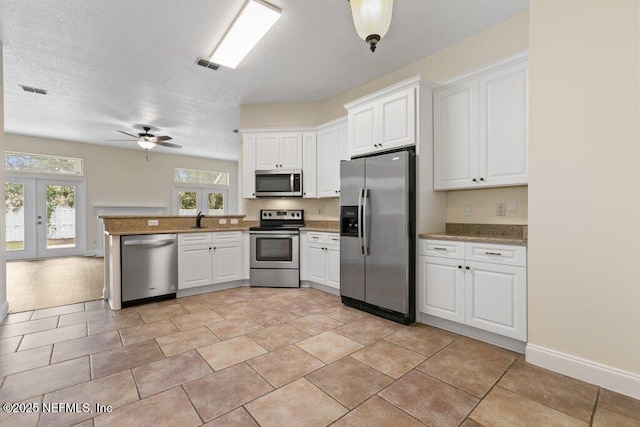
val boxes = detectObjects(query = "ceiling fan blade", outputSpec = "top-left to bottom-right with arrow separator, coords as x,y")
117,130 -> 139,138
155,141 -> 182,149
155,135 -> 173,141
107,139 -> 136,141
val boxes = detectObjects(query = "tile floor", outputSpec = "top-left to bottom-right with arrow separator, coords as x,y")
0,287 -> 638,426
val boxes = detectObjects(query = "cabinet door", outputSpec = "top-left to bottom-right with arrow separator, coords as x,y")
338,120 -> 349,161
178,244 -> 213,289
307,243 -> 326,284
378,88 -> 416,150
242,134 -> 256,198
279,133 -> 303,169
434,81 -> 479,190
348,102 -> 378,158
212,242 -> 242,284
464,261 -> 527,341
317,125 -> 340,198
325,245 -> 340,289
302,132 -> 317,198
478,61 -> 528,187
418,255 -> 465,322
255,133 -> 280,170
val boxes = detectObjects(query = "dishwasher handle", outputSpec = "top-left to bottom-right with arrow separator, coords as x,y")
123,238 -> 176,247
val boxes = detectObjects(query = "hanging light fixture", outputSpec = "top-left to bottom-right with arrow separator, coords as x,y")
348,0 -> 394,52
136,138 -> 155,150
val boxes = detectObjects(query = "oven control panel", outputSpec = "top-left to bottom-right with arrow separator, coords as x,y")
260,209 -> 303,220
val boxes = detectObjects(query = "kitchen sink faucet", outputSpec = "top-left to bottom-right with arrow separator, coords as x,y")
196,211 -> 205,228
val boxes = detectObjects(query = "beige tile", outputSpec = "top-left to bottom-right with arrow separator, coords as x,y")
132,350 -> 212,398
51,330 -> 121,363
94,387 -> 201,427
155,326 -> 220,357
334,318 -> 398,345
0,357 -> 90,402
351,340 -> 425,379
138,304 -> 189,323
206,317 -> 263,340
87,315 -> 142,335
598,388 -> 640,422
249,295 -> 295,311
295,331 -> 363,364
171,309 -> 224,331
288,313 -> 344,335
470,387 -> 587,427
0,336 -> 22,355
460,418 -> 484,427
0,311 -> 33,325
213,302 -> 263,320
184,362 -> 273,422
218,288 -> 262,304
31,302 -> 85,319
18,323 -> 87,351
285,300 -> 328,316
384,323 -> 457,356
308,293 -> 341,307
332,395 -> 424,427
322,305 -> 368,323
380,370 -> 478,427
249,308 -> 299,326
58,309 -> 113,327
85,299 -> 110,311
204,408 -> 259,427
417,350 -> 504,398
197,335 -> 268,371
446,336 -> 518,370
40,370 -> 139,426
248,345 -> 325,388
0,345 -> 52,377
593,407 -> 639,427
91,339 -> 164,379
0,396 -> 42,427
306,356 -> 393,409
247,323 -> 310,351
246,378 -> 347,427
118,319 -> 179,345
498,361 -> 598,422
0,316 -> 58,339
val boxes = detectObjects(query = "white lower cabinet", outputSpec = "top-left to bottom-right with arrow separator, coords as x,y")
305,232 -> 340,290
419,239 -> 527,341
178,232 -> 242,290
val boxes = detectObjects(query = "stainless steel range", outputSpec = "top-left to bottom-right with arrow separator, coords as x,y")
249,209 -> 304,288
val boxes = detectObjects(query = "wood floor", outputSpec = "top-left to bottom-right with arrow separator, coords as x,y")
6,257 -> 104,313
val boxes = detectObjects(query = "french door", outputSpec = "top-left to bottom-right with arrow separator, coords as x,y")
5,177 -> 86,260
173,186 -> 228,216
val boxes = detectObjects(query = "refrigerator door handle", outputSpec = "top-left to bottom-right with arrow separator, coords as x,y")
358,188 -> 364,255
362,188 -> 369,256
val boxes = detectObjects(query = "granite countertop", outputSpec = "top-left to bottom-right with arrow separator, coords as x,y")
300,220 -> 340,233
101,215 -> 258,236
419,223 -> 527,246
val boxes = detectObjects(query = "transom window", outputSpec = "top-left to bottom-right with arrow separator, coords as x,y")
5,152 -> 83,176
174,168 -> 229,186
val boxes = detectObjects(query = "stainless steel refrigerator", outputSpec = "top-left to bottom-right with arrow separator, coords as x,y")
339,149 -> 415,325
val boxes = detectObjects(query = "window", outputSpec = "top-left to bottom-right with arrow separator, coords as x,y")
5,152 -> 83,176
174,168 -> 228,185
173,168 -> 229,216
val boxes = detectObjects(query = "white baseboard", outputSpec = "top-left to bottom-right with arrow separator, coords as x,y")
0,300 -> 9,321
526,343 -> 640,399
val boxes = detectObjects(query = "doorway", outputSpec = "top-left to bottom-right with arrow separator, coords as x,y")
5,176 -> 86,260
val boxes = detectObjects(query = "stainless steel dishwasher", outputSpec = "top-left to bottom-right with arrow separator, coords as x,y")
121,234 -> 178,307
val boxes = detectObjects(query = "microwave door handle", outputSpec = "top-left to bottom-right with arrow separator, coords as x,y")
362,188 -> 369,256
290,173 -> 294,192
358,188 -> 364,255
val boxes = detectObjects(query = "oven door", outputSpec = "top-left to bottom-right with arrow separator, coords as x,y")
250,231 -> 299,269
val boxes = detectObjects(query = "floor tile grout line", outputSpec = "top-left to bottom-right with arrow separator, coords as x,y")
589,388 -> 601,426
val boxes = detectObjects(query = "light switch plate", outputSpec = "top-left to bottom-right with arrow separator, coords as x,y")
464,205 -> 473,217
147,219 -> 159,226
507,199 -> 517,212
496,204 -> 507,216
218,219 -> 227,224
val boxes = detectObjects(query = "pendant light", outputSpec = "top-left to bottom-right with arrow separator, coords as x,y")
349,0 -> 394,52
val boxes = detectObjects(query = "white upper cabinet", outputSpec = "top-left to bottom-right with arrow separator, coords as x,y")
242,134 -> 256,199
302,132 -> 317,198
346,83 -> 417,158
255,132 -> 302,170
316,119 -> 347,198
434,56 -> 528,190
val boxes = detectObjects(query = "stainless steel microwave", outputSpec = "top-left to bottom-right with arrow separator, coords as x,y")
255,169 -> 302,197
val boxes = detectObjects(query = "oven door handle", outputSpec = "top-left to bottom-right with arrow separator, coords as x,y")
249,231 -> 299,237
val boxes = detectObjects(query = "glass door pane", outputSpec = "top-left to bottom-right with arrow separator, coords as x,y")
44,184 -> 76,249
178,190 -> 197,216
5,182 -> 25,251
205,191 -> 225,215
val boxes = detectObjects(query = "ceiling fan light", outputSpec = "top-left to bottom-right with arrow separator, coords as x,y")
137,139 -> 155,150
210,0 -> 281,69
349,0 -> 393,52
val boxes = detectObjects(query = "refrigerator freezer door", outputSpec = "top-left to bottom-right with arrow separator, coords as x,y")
364,151 -> 411,314
340,158 -> 365,301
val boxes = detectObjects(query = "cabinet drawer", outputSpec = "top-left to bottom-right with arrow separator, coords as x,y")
420,240 -> 464,258
213,231 -> 241,243
179,233 -> 212,246
326,233 -> 340,247
307,232 -> 325,243
464,242 -> 526,267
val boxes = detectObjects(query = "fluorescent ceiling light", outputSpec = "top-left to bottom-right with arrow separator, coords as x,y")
211,0 -> 281,69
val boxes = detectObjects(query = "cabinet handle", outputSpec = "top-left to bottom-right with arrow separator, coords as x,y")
458,265 -> 462,269
472,178 -> 477,182
479,178 -> 485,182
434,247 -> 447,251
485,252 -> 502,256
465,266 -> 470,270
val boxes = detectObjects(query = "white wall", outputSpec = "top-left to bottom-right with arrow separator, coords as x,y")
528,0 -> 640,397
4,134 -> 239,253
0,41 -> 7,319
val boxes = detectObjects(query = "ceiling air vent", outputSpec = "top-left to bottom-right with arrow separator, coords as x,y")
196,58 -> 220,71
20,85 -> 48,95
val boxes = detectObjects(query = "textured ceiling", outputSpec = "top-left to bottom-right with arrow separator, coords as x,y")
0,0 -> 528,161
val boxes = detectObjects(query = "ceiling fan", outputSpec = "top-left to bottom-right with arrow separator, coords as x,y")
111,126 -> 182,150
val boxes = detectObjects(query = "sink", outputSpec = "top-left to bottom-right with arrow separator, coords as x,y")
190,226 -> 207,229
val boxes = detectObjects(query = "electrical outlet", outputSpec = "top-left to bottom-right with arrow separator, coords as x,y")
148,219 -> 159,226
218,218 -> 227,224
496,203 -> 507,216
464,205 -> 473,217
230,218 -> 239,224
